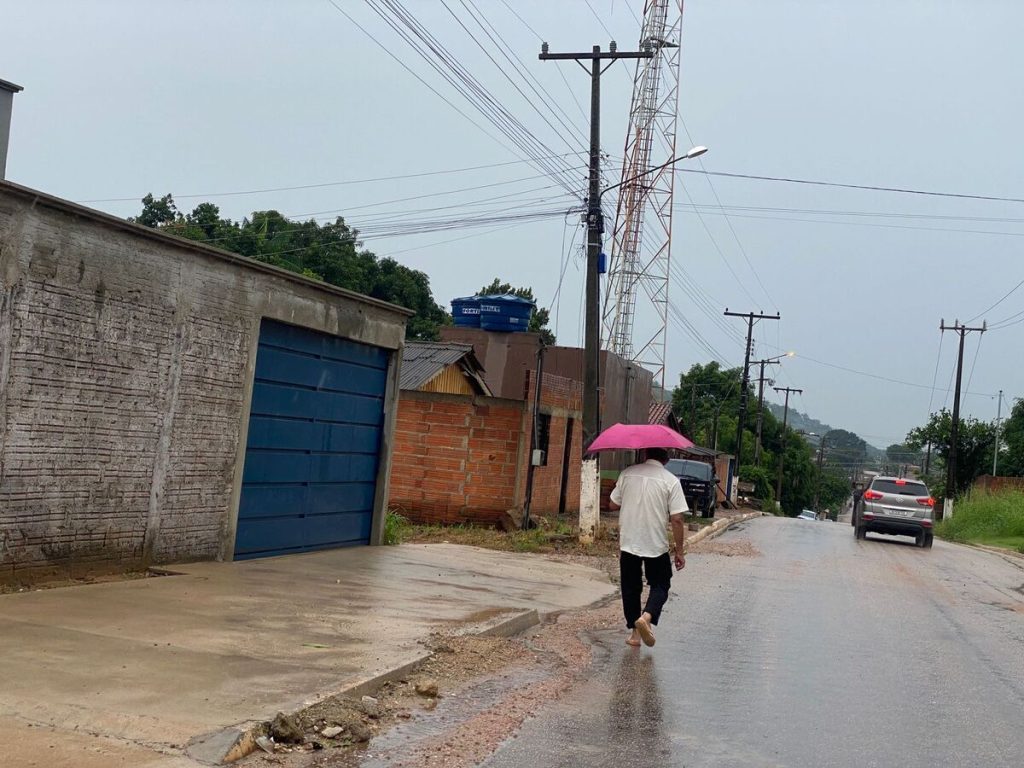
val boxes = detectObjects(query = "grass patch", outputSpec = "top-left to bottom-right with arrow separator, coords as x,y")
935,491 -> 1024,553
382,510 -> 410,545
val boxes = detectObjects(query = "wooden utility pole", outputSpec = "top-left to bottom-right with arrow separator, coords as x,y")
725,310 -> 780,467
939,319 -> 986,518
540,41 -> 653,542
773,386 -> 803,507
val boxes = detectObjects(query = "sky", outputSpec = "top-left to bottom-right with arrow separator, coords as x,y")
4,0 -> 1023,448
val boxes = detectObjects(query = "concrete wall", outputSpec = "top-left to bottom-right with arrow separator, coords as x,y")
0,181 -> 409,581
0,86 -> 15,180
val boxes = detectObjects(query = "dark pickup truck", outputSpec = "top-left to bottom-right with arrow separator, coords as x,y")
666,458 -> 717,518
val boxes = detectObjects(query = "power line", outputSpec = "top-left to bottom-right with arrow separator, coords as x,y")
926,331 -> 945,417
680,118 -> 778,312
679,168 -> 1024,205
967,275 -> 1024,323
79,153 -> 584,204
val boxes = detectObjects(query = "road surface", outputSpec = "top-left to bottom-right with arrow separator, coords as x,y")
484,516 -> 1024,768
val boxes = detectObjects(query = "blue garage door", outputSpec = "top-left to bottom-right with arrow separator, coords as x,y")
234,319 -> 390,559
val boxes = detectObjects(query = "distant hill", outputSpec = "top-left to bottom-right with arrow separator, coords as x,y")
766,403 -> 884,459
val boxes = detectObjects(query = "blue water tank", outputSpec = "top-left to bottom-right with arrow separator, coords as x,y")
478,294 -> 535,333
451,296 -> 481,327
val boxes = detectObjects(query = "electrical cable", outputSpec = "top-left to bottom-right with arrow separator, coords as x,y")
926,331 -> 945,417
967,276 -> 1024,324
678,168 -> 1024,205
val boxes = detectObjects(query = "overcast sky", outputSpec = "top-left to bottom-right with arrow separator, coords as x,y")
4,1 -> 1022,448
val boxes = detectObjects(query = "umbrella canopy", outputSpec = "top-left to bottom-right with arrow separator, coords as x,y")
588,423 -> 695,452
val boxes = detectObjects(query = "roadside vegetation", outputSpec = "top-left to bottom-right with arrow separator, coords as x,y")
381,510 -> 716,555
934,491 -> 1024,553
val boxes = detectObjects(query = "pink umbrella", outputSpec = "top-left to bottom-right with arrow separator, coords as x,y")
587,423 -> 695,452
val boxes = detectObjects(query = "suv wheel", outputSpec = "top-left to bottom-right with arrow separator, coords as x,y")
923,533 -> 934,549
855,525 -> 866,540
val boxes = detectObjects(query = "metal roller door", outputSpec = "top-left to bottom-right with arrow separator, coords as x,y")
234,319 -> 389,559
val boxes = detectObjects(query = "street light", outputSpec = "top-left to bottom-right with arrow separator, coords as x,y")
753,351 -> 796,466
598,145 -> 709,202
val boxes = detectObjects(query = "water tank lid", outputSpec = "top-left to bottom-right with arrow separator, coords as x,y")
451,295 -> 480,303
476,293 -> 536,307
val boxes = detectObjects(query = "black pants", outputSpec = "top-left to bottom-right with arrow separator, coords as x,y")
620,550 -> 672,629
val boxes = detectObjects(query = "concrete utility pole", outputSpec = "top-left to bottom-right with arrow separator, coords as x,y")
939,319 -> 986,519
540,41 -> 653,543
993,389 -> 1004,476
751,352 -> 792,465
724,311 -> 781,467
812,432 -> 829,514
773,386 -> 802,507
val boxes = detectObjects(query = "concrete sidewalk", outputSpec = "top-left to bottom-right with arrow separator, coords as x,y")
0,544 -> 614,767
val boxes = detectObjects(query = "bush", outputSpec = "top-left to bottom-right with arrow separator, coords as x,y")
935,491 -> 1024,548
738,464 -> 775,504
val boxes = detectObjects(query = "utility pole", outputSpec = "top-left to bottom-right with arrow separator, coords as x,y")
724,311 -> 780,467
688,382 -> 697,438
751,355 -> 789,465
993,389 -> 1003,476
939,319 -> 986,519
812,433 -> 828,515
540,41 -> 653,543
773,386 -> 802,508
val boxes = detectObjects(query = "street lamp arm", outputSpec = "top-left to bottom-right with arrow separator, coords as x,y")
597,146 -> 707,203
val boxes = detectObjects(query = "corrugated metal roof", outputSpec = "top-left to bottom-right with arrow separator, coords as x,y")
399,342 -> 490,394
649,401 -> 674,426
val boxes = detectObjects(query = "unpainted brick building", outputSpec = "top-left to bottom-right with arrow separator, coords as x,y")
388,370 -> 583,525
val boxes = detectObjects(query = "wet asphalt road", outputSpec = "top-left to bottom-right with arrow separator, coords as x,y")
483,516 -> 1024,768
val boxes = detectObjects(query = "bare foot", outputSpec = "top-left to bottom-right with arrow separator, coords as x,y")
635,616 -> 656,647
626,630 -> 641,647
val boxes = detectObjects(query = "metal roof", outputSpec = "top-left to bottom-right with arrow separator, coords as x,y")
0,79 -> 24,93
648,401 -> 674,426
399,341 -> 490,394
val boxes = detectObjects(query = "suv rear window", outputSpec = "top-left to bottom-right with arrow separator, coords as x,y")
666,459 -> 712,481
871,479 -> 928,496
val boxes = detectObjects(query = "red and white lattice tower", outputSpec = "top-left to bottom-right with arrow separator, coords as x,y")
601,0 -> 684,390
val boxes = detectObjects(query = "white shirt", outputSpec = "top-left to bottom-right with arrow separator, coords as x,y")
610,459 -> 689,558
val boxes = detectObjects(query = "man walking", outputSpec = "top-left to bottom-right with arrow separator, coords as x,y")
609,447 -> 688,648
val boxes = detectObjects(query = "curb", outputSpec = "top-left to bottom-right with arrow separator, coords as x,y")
684,511 -> 761,551
201,608 -> 541,764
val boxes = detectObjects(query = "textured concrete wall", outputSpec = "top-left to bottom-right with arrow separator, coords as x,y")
0,182 -> 408,580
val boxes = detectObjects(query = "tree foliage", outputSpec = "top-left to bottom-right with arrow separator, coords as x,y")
906,409 -> 996,496
997,399 -> 1024,477
130,194 -> 450,340
669,361 -> 853,515
476,278 -> 555,345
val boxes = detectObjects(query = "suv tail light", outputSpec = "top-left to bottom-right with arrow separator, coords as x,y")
916,497 -> 935,507
863,490 -> 884,500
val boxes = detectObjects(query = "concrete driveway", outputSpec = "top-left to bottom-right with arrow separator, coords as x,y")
0,543 -> 614,766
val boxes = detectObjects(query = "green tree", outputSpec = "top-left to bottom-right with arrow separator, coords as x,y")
670,362 -> 746,445
131,195 -> 450,340
906,410 -> 996,496
996,399 -> 1024,476
477,278 -> 555,345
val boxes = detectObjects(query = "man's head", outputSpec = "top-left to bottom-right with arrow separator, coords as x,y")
644,447 -> 669,465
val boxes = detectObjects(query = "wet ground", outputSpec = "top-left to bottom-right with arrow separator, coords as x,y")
483,517 -> 1024,768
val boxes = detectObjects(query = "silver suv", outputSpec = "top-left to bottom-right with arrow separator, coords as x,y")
854,476 -> 934,548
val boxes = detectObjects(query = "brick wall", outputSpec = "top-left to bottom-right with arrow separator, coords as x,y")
972,475 -> 1024,494
389,392 -> 527,525
520,371 -> 583,516
389,371 -> 584,525
0,183 -> 406,581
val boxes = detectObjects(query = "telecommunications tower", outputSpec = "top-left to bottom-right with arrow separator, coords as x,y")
601,0 -> 684,390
